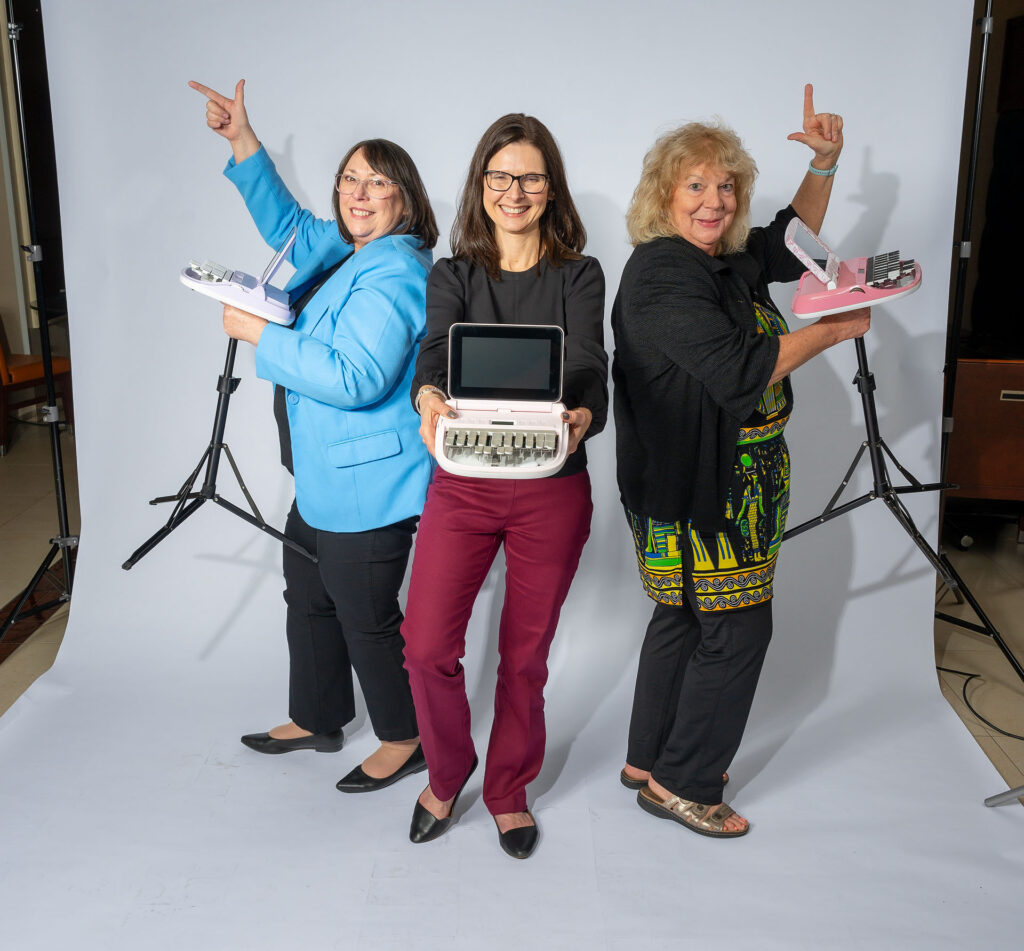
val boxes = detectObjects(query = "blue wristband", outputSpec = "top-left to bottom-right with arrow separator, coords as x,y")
808,161 -> 838,177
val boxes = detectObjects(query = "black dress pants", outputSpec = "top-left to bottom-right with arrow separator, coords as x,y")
283,501 -> 418,741
626,589 -> 773,805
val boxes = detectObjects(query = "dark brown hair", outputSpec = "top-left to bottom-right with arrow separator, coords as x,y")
451,114 -> 586,278
331,138 -> 438,250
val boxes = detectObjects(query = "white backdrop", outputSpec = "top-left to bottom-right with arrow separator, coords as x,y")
1,1 -> 1019,948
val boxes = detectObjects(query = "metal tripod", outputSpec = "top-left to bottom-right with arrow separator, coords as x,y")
783,336 -> 1024,689
0,8 -> 76,643
122,338 -> 314,570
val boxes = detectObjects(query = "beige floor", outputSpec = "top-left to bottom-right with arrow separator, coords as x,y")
0,420 -> 79,717
935,513 -> 1024,800
1,421 -> 1022,802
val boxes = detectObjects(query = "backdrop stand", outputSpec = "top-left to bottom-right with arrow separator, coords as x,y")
0,6 -> 76,644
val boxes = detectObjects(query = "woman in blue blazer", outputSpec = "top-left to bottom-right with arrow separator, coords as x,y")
190,79 -> 437,791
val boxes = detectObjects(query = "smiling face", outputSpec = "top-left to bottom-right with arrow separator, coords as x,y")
668,163 -> 737,255
482,141 -> 550,243
337,148 -> 405,251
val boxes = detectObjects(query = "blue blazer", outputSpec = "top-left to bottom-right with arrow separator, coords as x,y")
225,147 -> 433,532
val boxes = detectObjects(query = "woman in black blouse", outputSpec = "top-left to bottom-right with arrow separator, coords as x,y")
403,113 -> 607,859
613,86 -> 869,837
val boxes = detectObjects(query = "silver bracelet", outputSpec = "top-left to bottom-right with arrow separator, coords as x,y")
808,161 -> 838,177
414,385 -> 446,414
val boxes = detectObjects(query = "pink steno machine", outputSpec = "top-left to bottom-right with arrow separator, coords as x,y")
784,217 -> 922,318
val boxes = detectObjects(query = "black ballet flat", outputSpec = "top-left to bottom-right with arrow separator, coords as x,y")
409,755 -> 478,844
496,811 -> 539,860
335,744 -> 427,793
240,729 -> 344,754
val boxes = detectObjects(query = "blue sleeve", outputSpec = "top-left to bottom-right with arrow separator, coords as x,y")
223,146 -> 347,267
254,244 -> 427,410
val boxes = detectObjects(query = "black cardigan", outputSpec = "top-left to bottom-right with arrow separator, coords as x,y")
612,206 -> 805,529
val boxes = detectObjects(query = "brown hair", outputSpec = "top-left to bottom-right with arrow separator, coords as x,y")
626,120 -> 758,254
451,114 -> 586,279
331,138 -> 438,250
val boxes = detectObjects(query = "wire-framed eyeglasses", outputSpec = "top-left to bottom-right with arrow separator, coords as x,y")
336,173 -> 399,199
483,170 -> 550,194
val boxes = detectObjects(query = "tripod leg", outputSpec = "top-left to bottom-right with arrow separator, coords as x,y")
824,442 -> 869,513
0,543 -> 62,640
212,496 -> 317,562
149,446 -> 211,507
881,491 -> 960,593
984,785 -> 1024,807
879,438 -> 924,488
220,442 -> 266,525
938,552 -> 1024,684
122,497 -> 206,570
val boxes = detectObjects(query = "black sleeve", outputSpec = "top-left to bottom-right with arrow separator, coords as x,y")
561,257 -> 609,438
744,205 -> 807,286
410,259 -> 463,406
626,244 -> 778,422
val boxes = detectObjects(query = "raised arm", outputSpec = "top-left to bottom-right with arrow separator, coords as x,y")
191,80 -> 336,264
787,83 -> 843,234
188,78 -> 260,165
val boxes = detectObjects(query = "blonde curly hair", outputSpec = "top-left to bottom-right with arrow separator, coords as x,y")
626,120 -> 758,254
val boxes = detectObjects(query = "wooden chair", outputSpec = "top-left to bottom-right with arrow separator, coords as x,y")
0,327 -> 73,455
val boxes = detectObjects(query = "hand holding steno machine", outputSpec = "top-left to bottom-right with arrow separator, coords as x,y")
785,217 -> 921,318
180,227 -> 296,325
434,323 -> 569,480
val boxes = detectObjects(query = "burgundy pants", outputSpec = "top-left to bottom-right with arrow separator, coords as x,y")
402,468 -> 592,814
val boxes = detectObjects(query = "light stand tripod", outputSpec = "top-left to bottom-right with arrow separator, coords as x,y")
784,335 -> 1024,690
783,333 -> 1024,806
122,338 -> 315,570
0,6 -> 76,644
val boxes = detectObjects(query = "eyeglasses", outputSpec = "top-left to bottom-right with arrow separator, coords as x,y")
336,173 -> 398,199
483,170 -> 550,194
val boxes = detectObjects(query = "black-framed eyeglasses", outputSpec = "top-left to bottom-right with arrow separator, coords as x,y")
336,173 -> 399,199
483,170 -> 549,194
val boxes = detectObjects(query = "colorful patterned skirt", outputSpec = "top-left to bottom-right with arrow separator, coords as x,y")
626,417 -> 791,613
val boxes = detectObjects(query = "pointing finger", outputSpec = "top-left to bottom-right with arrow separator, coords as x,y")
188,80 -> 233,109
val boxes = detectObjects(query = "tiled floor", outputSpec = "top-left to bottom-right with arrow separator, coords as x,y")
1,420 -> 1022,803
935,512 -> 1024,801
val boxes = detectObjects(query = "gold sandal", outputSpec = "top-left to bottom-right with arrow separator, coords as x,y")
636,785 -> 748,838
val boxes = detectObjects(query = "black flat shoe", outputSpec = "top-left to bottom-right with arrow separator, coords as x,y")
240,729 -> 344,754
409,755 -> 478,844
335,744 -> 427,793
496,811 -> 539,860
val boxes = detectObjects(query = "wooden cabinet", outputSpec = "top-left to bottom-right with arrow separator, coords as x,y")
946,359 -> 1024,500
